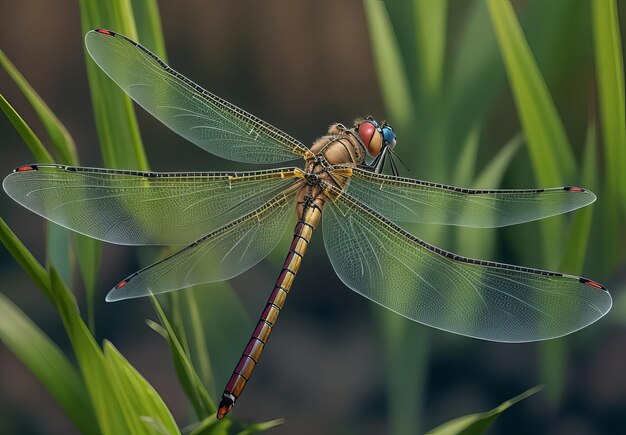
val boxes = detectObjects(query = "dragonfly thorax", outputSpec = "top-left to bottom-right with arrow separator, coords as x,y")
308,122 -> 366,167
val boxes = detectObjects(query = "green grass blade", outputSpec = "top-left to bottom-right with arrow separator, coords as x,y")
104,341 -> 180,435
0,293 -> 99,434
0,217 -> 51,299
49,268 -> 144,435
474,133 -> 523,188
592,0 -> 626,214
486,0 -> 575,185
183,290 -> 216,397
413,0 -> 447,105
183,415 -> 285,435
73,233 -> 102,333
362,0 -> 416,130
0,93 -> 53,163
182,283 -> 252,399
45,225 -> 73,330
79,0 -> 149,171
560,122 -> 597,274
452,124 -> 480,187
426,385 -> 543,435
150,298 -> 215,419
0,50 -> 78,165
377,311 -> 429,435
235,418 -> 286,435
132,0 -> 167,60
445,1 -> 505,158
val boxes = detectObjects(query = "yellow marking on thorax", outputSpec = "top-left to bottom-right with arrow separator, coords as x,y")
332,167 -> 353,177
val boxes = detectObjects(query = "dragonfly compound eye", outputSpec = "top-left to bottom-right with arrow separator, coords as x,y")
357,120 -> 383,157
382,126 -> 397,150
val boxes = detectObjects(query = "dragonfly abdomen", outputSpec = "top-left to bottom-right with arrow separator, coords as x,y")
217,204 -> 322,419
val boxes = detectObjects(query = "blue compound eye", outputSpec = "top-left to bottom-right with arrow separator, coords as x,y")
382,126 -> 397,148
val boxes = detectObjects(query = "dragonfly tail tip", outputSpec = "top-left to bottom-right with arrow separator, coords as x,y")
217,395 -> 235,419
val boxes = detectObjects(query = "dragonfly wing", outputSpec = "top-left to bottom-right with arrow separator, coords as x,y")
85,29 -> 309,164
322,185 -> 611,342
3,164 -> 302,245
106,188 -> 297,301
343,167 -> 596,227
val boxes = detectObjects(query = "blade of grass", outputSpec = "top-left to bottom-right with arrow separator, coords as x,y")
183,283 -> 252,399
592,0 -> 626,208
452,123 -> 481,187
236,418 -> 286,435
48,268 -> 127,434
413,0 -> 447,106
149,299 -> 215,419
445,0 -> 505,157
592,0 -> 626,271
560,121 -> 597,274
486,0 -> 575,185
79,0 -> 149,171
49,268 -> 148,435
0,93 -> 53,163
0,50 -> 77,165
132,0 -> 167,60
376,310 -> 429,435
74,233 -> 102,333
46,224 -> 72,291
362,0 -> 416,130
0,217 -> 51,299
426,386 -> 543,435
183,290 -> 216,397
104,341 -> 180,434
0,293 -> 99,434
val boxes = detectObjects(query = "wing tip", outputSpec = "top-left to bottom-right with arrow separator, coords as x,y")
13,165 -> 38,172
564,186 -> 586,192
563,185 -> 597,205
579,277 -> 608,291
106,278 -> 131,302
93,29 -> 116,37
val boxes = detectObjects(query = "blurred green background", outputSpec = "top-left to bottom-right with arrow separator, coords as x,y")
1,0 -> 625,434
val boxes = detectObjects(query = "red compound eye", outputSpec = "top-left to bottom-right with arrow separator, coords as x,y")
358,121 -> 383,156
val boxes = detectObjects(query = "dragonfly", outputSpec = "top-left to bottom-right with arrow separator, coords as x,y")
3,29 -> 612,419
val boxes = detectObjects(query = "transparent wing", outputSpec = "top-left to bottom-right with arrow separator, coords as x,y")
85,29 -> 309,163
343,167 -> 596,227
3,164 -> 302,245
322,186 -> 611,342
106,189 -> 297,301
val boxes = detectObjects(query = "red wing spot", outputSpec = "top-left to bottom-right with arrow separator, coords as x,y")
115,280 -> 128,289
16,165 -> 35,172
95,29 -> 112,35
565,186 -> 584,192
585,280 -> 604,290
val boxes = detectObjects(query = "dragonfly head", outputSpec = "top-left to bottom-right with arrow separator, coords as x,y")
356,117 -> 397,157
